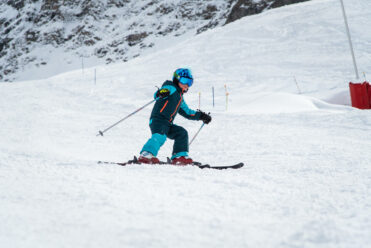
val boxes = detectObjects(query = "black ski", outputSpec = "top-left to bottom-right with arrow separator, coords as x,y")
98,156 -> 244,170
166,157 -> 244,170
98,156 -> 148,166
193,162 -> 244,170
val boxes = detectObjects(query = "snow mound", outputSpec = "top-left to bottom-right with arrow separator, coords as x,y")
232,92 -> 351,114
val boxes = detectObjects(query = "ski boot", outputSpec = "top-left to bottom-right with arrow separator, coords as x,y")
138,151 -> 160,164
171,156 -> 193,166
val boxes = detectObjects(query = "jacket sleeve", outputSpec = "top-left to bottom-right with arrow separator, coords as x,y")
178,99 -> 201,120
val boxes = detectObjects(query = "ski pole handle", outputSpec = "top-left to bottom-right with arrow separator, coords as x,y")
97,99 -> 156,136
189,123 -> 205,146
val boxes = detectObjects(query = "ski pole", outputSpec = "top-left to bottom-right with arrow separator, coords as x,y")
97,99 -> 156,136
189,123 -> 205,146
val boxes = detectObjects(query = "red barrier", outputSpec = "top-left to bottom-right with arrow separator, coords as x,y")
349,81 -> 371,109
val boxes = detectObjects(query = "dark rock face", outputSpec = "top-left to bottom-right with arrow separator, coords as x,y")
126,33 -> 149,47
270,0 -> 310,8
6,0 -> 26,9
226,0 -> 310,24
226,0 -> 269,24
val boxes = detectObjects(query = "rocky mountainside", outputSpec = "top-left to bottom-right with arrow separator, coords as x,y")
226,0 -> 310,23
0,0 -> 309,82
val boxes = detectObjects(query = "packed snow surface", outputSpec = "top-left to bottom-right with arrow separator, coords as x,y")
1,0 -> 371,247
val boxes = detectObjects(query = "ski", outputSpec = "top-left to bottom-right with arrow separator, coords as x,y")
166,157 -> 244,170
97,156 -> 154,166
98,156 -> 244,170
193,162 -> 244,170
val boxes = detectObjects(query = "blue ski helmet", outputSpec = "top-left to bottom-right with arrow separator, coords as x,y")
173,68 -> 193,87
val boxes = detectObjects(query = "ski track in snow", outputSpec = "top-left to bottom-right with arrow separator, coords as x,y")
1,0 -> 371,247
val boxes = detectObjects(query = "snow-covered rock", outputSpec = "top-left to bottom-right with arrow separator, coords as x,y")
1,0 -> 309,82
0,0 -> 233,82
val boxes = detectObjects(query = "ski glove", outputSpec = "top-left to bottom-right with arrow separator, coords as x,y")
199,111 -> 212,124
156,88 -> 170,99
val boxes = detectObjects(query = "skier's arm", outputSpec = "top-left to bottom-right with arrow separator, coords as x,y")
178,99 -> 201,120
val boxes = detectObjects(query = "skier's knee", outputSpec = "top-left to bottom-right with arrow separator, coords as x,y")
141,133 -> 166,157
178,127 -> 188,139
152,133 -> 166,146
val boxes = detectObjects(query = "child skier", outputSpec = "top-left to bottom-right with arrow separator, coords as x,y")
138,68 -> 212,165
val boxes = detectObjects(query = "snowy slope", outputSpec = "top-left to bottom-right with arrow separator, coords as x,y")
1,0 -> 371,247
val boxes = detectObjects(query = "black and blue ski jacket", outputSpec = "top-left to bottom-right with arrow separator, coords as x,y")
150,80 -> 201,123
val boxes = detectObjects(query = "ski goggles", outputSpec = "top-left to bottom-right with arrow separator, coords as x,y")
179,76 -> 193,87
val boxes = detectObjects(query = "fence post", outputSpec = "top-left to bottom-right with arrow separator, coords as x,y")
94,69 -> 97,85
198,92 -> 201,109
81,57 -> 84,75
224,84 -> 229,111
294,76 -> 302,94
212,86 -> 215,108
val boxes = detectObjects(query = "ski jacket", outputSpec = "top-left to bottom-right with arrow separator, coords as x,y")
150,80 -> 201,123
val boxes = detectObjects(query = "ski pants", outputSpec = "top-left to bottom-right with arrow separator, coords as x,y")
140,118 -> 189,158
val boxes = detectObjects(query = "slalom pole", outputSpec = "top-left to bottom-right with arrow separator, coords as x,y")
294,76 -> 302,94
96,99 -> 156,136
189,123 -> 205,146
339,0 -> 359,79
